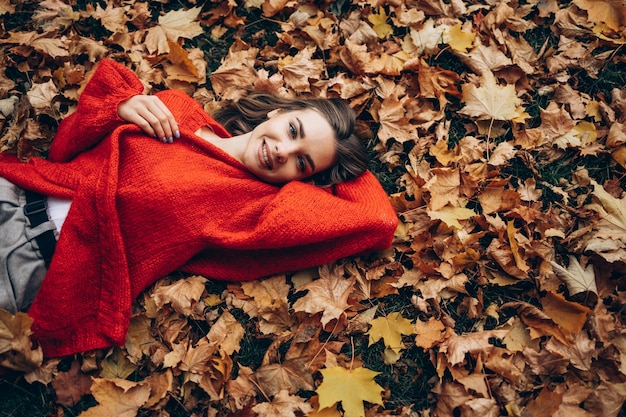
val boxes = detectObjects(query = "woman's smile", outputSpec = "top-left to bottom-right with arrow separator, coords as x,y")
260,140 -> 273,170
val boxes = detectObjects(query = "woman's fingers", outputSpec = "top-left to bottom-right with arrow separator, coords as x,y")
118,95 -> 180,143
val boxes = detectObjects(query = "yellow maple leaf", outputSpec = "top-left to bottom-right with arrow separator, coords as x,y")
368,7 -> 393,39
317,366 -> 384,417
445,23 -> 475,52
459,73 -> 522,121
367,312 -> 415,364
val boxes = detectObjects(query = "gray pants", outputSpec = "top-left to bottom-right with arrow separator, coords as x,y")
0,177 -> 56,313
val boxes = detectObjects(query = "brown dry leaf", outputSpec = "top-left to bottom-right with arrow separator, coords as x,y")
151,275 -> 207,316
292,264 -> 356,327
90,3 -> 128,33
251,389 -> 313,417
545,330 -> 596,372
278,46 -> 325,92
502,302 -> 571,345
242,275 -> 295,334
374,95 -> 418,145
414,317 -> 448,349
158,7 -> 203,41
439,329 -> 509,366
51,360 -> 93,406
78,378 -> 151,417
459,72 -> 522,121
0,309 -> 43,372
424,167 -> 460,211
210,46 -> 260,96
253,359 -> 314,397
541,292 -> 592,334
207,310 -> 244,355
100,347 -> 136,379
522,386 -> 563,417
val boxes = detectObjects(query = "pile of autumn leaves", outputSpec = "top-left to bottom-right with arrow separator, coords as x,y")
1,0 -> 626,416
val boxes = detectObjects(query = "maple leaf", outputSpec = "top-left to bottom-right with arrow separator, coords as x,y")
158,7 -> 203,41
91,3 -> 128,33
100,347 -> 136,379
278,46 -> 324,92
51,360 -> 93,406
414,317 -> 449,350
292,264 -> 356,327
408,20 -> 448,56
445,23 -> 475,52
439,329 -> 509,366
367,312 -> 415,364
316,366 -> 384,417
251,389 -> 313,417
374,94 -> 418,145
207,310 -> 244,355
151,275 -> 207,316
549,256 -> 597,296
428,205 -> 477,229
424,167 -> 460,211
459,72 -> 521,121
78,378 -> 151,417
368,7 -> 393,39
0,309 -> 43,372
254,359 -> 314,396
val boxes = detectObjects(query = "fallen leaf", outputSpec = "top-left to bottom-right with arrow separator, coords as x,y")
316,366 -> 384,417
250,389 -> 313,417
367,312 -> 414,351
459,72 -> 522,121
549,256 -> 597,296
78,378 -> 151,417
293,264 -> 356,327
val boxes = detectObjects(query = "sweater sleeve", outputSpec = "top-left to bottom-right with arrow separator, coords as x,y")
48,59 -> 145,162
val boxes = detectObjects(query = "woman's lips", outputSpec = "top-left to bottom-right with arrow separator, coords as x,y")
260,140 -> 273,170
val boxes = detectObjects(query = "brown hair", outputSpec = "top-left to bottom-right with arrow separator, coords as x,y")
213,92 -> 368,186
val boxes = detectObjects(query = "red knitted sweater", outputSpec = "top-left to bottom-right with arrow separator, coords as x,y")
0,59 -> 397,357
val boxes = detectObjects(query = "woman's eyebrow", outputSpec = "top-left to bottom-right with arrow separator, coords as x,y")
296,117 -> 305,139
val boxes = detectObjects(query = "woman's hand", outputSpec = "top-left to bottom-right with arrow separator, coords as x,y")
117,95 -> 180,143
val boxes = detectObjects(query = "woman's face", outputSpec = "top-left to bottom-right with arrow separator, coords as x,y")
240,108 -> 338,183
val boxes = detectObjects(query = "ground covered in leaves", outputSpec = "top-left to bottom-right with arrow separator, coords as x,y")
1,0 -> 626,416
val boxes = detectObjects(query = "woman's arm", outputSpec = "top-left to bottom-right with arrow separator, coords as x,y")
49,59 -> 146,162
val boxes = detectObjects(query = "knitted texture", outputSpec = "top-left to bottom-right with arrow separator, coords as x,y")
0,59 -> 398,357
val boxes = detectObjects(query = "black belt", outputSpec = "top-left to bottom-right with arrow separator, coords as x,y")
24,190 -> 57,267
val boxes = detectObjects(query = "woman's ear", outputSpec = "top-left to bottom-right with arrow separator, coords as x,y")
267,109 -> 281,119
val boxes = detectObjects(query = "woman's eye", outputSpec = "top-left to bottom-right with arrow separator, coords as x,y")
297,156 -> 306,172
289,123 -> 297,138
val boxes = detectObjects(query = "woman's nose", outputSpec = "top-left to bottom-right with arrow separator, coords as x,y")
275,142 -> 296,163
